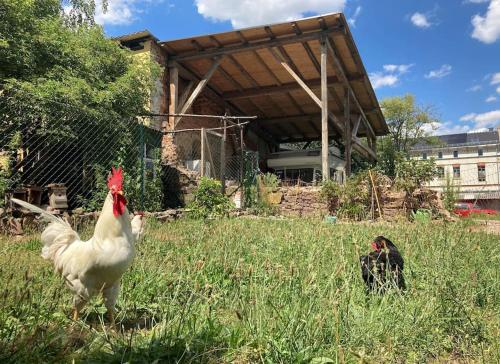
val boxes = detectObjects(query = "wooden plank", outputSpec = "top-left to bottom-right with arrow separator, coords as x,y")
175,57 -> 221,126
167,27 -> 343,62
204,129 -> 216,178
168,66 -> 178,130
220,118 -> 226,192
177,80 -> 194,114
221,76 -> 347,99
344,86 -> 351,177
200,128 -> 206,176
325,37 -> 376,140
351,114 -> 361,138
270,46 -> 345,134
320,37 -> 329,181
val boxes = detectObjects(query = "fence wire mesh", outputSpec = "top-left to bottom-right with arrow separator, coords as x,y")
0,90 -> 257,215
0,91 -> 162,212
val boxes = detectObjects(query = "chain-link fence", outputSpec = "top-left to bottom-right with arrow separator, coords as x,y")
0,89 -> 259,215
0,91 -> 163,212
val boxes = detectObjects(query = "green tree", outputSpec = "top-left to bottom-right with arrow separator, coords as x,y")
0,0 -> 160,208
0,0 -> 156,118
377,94 -> 440,176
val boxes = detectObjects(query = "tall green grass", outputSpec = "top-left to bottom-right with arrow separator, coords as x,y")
0,219 -> 498,363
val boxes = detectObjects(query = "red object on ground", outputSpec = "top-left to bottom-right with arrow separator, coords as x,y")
453,202 -> 497,217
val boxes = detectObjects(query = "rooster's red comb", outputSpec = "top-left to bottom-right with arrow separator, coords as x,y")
107,166 -> 124,190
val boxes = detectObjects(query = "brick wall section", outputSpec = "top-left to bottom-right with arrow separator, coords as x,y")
277,186 -> 328,217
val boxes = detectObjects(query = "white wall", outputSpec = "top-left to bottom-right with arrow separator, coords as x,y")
411,143 -> 500,197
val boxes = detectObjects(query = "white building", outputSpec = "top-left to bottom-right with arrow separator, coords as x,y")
411,127 -> 500,210
267,146 -> 346,184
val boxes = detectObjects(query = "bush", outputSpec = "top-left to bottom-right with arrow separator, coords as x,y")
443,173 -> 459,211
395,158 -> 437,194
321,173 -> 370,220
187,177 -> 234,219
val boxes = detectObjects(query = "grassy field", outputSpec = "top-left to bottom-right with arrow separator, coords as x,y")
0,218 -> 498,363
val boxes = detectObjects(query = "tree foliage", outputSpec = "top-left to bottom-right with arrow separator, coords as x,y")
0,0 -> 157,119
395,158 -> 438,195
0,0 -> 160,209
377,94 -> 440,176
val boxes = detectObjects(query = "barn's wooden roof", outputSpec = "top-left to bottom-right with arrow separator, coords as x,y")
160,13 -> 387,143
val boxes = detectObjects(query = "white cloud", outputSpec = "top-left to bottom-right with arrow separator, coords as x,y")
497,86 -> 500,93
460,110 -> 500,128
425,64 -> 452,79
369,63 -> 414,89
369,73 -> 399,89
467,84 -> 482,92
491,72 -> 500,85
64,0 -> 162,26
430,121 -> 473,135
383,64 -> 414,74
471,0 -> 500,44
95,0 -> 134,25
348,6 -> 362,27
486,96 -> 497,102
410,12 -> 431,28
465,0 -> 490,3
195,0 -> 346,28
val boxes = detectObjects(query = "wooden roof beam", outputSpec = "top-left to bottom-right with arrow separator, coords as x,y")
174,57 -> 222,126
291,21 -> 344,110
269,46 -> 343,134
324,36 -> 376,140
221,76 -> 355,99
166,26 -> 344,63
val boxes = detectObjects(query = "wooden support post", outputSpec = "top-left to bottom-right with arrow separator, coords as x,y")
168,66 -> 178,129
351,115 -> 362,139
205,131 -> 216,178
269,46 -> 344,136
344,87 -> 352,177
175,57 -> 221,127
220,118 -> 227,192
320,37 -> 329,181
162,65 -> 179,164
200,128 -> 206,177
240,125 -> 245,207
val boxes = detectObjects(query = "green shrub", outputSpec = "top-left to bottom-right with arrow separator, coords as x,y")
187,177 -> 234,219
395,158 -> 437,194
321,173 -> 370,220
443,173 -> 459,211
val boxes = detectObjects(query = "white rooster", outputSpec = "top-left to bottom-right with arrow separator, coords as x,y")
12,167 -> 144,324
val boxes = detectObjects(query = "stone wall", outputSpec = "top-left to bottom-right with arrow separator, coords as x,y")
276,186 -> 328,217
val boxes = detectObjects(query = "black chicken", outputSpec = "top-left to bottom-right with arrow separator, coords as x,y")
359,236 -> 406,292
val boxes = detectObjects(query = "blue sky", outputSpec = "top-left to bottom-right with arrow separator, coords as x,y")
97,0 -> 500,135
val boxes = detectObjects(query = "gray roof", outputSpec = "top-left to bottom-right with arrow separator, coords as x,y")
413,128 -> 499,150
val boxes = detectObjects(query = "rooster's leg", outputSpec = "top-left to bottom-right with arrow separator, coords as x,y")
102,282 -> 120,327
72,293 -> 87,322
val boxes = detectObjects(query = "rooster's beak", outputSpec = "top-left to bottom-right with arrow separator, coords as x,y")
117,190 -> 124,196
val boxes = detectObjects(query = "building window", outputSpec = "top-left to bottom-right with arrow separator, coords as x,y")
453,150 -> 458,158
438,151 -> 443,159
437,166 -> 445,178
422,152 -> 427,160
478,149 -> 483,156
453,165 -> 460,178
478,165 -> 486,182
